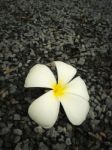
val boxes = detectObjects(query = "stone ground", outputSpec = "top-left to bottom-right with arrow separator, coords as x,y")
0,0 -> 112,150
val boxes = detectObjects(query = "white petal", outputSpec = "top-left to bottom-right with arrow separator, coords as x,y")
54,61 -> 77,85
67,76 -> 89,101
60,93 -> 89,125
28,91 -> 60,128
24,64 -> 56,88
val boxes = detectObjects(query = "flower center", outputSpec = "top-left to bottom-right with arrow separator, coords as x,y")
52,81 -> 67,97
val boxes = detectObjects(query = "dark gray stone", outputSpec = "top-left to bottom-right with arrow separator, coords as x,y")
15,142 -> 22,150
0,127 -> 10,135
13,129 -> 23,136
39,142 -> 48,150
14,114 -> 21,120
22,143 -> 29,150
108,147 -> 112,150
58,135 -> 64,142
0,139 -> 3,147
34,126 -> 44,134
47,127 -> 59,138
106,96 -> 112,109
66,138 -> 72,145
57,126 -> 64,133
9,84 -> 17,94
14,136 -> 21,143
78,57 -> 85,65
66,123 -> 72,133
52,143 -> 66,150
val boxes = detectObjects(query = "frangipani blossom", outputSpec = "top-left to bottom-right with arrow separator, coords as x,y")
24,61 -> 89,128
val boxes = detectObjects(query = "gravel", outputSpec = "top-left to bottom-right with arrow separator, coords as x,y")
0,0 -> 112,150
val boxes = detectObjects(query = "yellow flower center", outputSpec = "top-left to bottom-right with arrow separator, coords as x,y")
52,81 -> 67,97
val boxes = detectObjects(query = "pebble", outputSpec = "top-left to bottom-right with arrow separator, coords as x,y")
58,135 -> 64,142
15,142 -> 22,150
52,143 -> 66,150
22,142 -> 29,150
14,136 -> 21,143
13,129 -> 23,136
0,139 -> 3,147
66,138 -> 72,145
57,126 -> 64,133
9,84 -> 17,94
34,126 -> 44,134
66,123 -> 73,133
47,127 -> 59,138
78,57 -> 85,65
101,93 -> 107,100
39,142 -> 48,150
0,127 -> 10,135
106,96 -> 112,109
90,86 -> 95,93
102,105 -> 107,112
90,141 -> 100,150
18,63 -> 22,68
91,120 -> 100,126
95,106 -> 102,114
8,123 -> 13,128
89,109 -> 95,120
14,114 -> 21,120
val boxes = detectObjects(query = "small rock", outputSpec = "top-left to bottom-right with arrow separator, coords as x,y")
58,135 -> 64,142
107,111 -> 112,117
39,142 -> 48,150
22,142 -> 29,150
52,143 -> 66,150
13,129 -> 23,136
66,138 -> 72,145
101,93 -> 107,100
15,142 -> 22,150
0,127 -> 10,135
18,63 -> 22,67
66,123 -> 72,132
14,114 -> 21,120
57,126 -> 64,133
90,141 -> 100,150
8,123 -> 13,128
0,139 -> 3,147
34,126 -> 44,134
108,147 -> 112,150
9,84 -> 17,94
14,136 -> 21,143
89,109 -> 95,119
95,106 -> 102,114
78,57 -> 85,65
47,127 -> 59,138
91,120 -> 100,126
106,96 -> 112,109
1,90 -> 8,98
90,86 -> 95,93
102,105 -> 107,112
30,49 -> 35,56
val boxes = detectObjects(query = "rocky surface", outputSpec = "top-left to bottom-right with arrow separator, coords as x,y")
0,0 -> 112,149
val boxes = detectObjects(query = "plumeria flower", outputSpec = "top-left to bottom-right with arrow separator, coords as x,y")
24,61 -> 89,128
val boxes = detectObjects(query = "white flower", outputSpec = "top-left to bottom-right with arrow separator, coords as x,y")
24,61 -> 89,128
